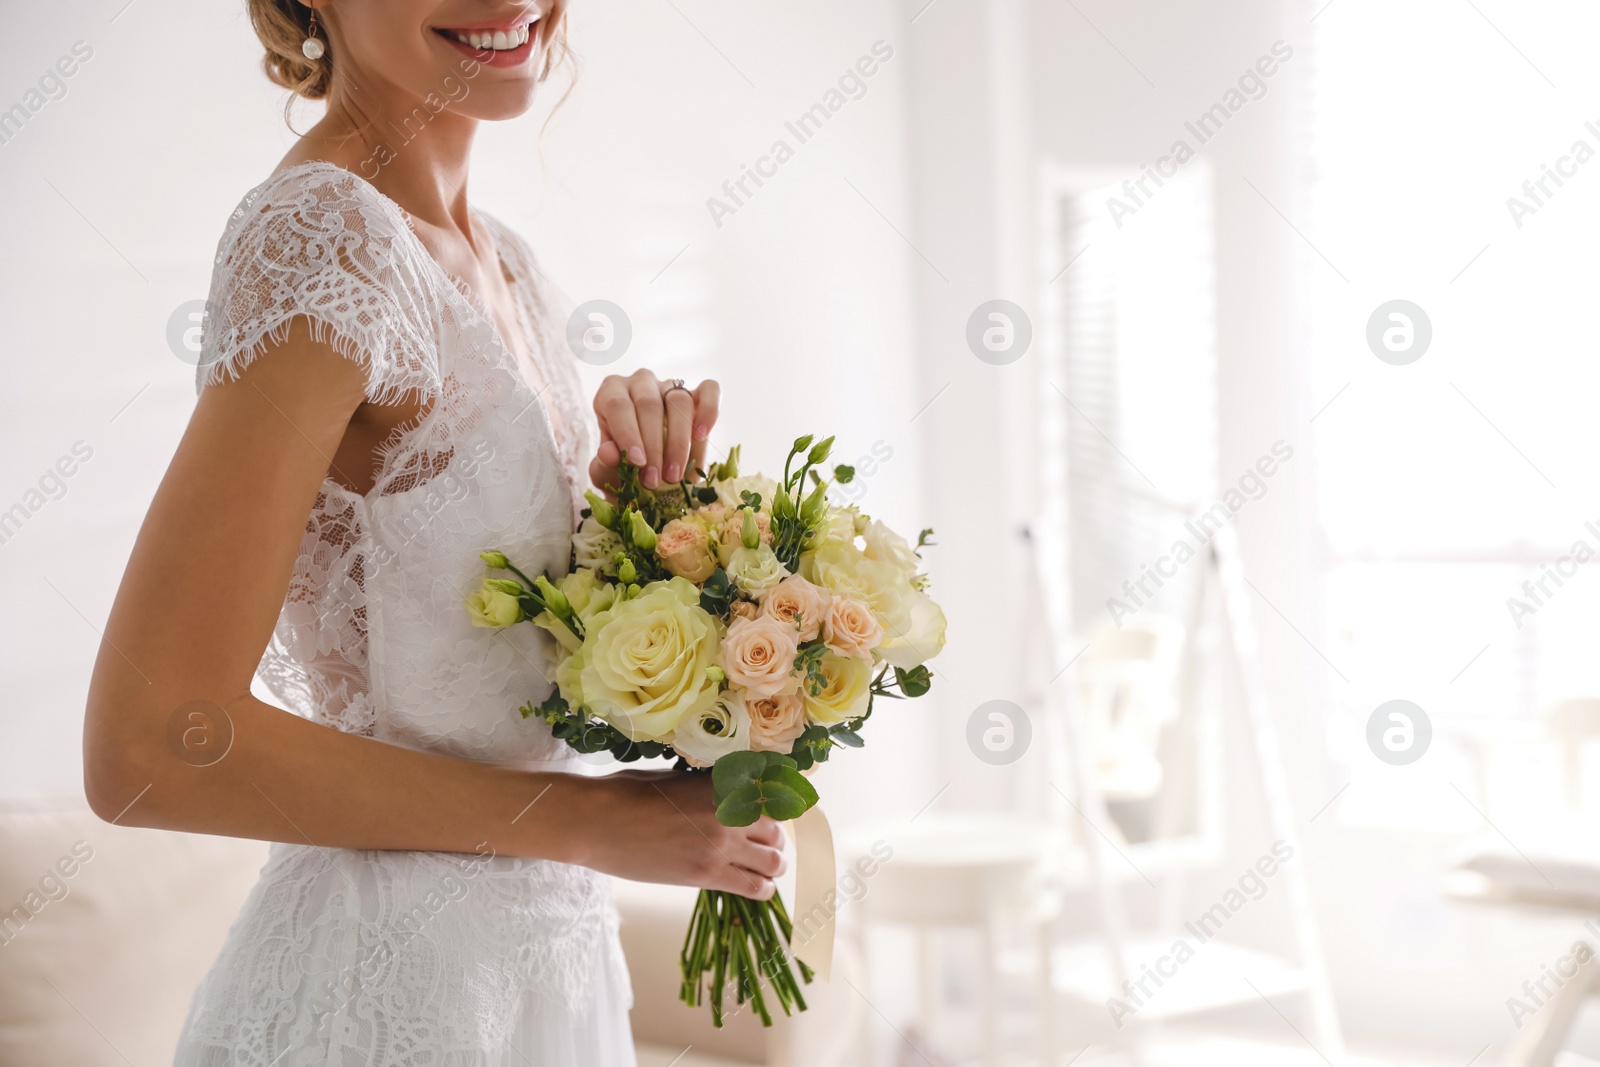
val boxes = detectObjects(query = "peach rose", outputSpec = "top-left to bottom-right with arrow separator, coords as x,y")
715,509 -> 773,564
718,615 -> 801,698
745,689 -> 808,753
730,599 -> 759,620
655,517 -> 718,582
825,595 -> 883,660
760,575 -> 832,641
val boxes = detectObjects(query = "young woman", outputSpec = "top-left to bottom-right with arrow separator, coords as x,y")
81,2 -> 784,1063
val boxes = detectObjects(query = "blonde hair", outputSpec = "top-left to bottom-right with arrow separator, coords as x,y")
245,0 -> 574,104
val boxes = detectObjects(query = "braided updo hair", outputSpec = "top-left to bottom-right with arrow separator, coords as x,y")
245,0 -> 572,102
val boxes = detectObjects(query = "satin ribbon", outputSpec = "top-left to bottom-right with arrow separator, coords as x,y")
788,805 -> 835,979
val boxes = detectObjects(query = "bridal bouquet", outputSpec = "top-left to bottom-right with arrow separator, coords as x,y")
465,434 -> 945,1026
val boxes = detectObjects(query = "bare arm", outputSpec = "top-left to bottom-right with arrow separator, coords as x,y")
83,325 -> 781,897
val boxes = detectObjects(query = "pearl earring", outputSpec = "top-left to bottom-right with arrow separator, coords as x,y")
302,9 -> 325,60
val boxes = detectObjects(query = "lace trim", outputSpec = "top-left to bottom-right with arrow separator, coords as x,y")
197,162 -> 444,409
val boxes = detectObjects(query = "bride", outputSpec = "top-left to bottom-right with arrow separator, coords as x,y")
80,2 -> 786,1064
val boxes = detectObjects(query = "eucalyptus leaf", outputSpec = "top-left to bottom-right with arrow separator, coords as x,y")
895,665 -> 933,697
712,751 -> 769,802
716,782 -> 765,826
762,766 -> 819,809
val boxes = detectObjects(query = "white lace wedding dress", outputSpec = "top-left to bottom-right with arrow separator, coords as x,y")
171,161 -> 635,1067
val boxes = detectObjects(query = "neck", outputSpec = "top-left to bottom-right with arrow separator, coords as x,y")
305,70 -> 481,238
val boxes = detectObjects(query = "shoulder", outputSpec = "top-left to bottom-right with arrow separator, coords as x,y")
199,163 -> 441,402
217,162 -> 416,272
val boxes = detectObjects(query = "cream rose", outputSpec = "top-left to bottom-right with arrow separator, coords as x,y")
824,595 -> 883,660
861,519 -> 921,579
725,544 -> 789,597
715,473 -> 780,511
877,588 -> 948,668
760,575 -> 832,641
745,689 -> 808,754
801,542 -> 913,642
812,506 -> 861,548
567,577 -> 722,741
572,515 -> 623,575
672,687 -> 753,767
719,614 -> 801,699
655,517 -> 718,582
802,651 -> 872,725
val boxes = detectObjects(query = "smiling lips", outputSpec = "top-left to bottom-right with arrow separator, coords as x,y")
433,17 -> 539,67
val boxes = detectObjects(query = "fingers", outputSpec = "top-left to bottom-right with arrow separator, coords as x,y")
594,377 -> 646,470
589,374 -> 719,489
687,379 -> 719,478
748,815 -> 784,849
718,865 -> 776,900
589,455 -> 618,496
692,380 -> 720,442
662,387 -> 694,484
626,372 -> 665,487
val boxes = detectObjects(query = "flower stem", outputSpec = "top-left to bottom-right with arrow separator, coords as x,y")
677,888 -> 815,1028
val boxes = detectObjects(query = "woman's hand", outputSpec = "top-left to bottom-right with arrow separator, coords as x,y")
590,370 -> 720,492
575,769 -> 786,899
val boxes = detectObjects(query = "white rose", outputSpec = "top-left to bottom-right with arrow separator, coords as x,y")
672,687 -> 753,767
715,474 -> 780,512
573,516 -> 623,575
861,519 -> 920,579
813,506 -> 861,548
877,588 -> 947,668
725,544 -> 789,597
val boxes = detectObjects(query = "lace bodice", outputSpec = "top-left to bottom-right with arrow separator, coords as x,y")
176,163 -> 629,1067
198,161 -> 592,760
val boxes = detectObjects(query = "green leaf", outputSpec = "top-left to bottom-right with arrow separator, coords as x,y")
762,766 -> 819,809
711,751 -> 769,803
830,727 -> 865,748
833,464 -> 855,484
757,782 -> 809,821
716,782 -> 766,826
696,485 -> 720,504
895,665 -> 933,697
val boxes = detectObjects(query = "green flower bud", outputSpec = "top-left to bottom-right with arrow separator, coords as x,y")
584,490 -> 616,528
534,575 -> 571,616
792,434 -> 814,454
800,480 -> 829,524
617,557 -> 638,585
807,435 -> 835,465
479,549 -> 512,570
771,489 -> 796,520
628,510 -> 658,551
484,578 -> 526,596
741,508 -> 760,550
626,583 -> 642,598
705,665 -> 726,685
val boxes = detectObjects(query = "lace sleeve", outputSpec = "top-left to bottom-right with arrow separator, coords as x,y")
196,163 -> 441,406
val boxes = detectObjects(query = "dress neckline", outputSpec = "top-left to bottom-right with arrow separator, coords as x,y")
261,160 -> 574,506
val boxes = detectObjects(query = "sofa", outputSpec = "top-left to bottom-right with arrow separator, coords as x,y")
0,800 -> 863,1066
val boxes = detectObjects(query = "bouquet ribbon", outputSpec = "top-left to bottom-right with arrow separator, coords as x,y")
789,805 -> 835,979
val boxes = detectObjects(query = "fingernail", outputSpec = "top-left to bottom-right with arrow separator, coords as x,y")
664,463 -> 682,483
693,424 -> 709,441
628,447 -> 646,465
644,465 -> 659,488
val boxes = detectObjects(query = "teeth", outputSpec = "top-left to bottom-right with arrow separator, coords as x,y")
450,22 -> 531,50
